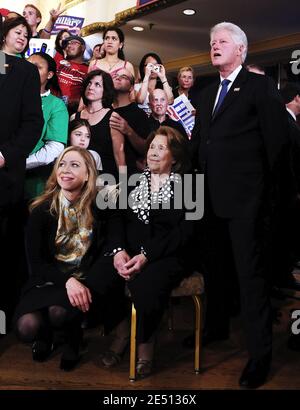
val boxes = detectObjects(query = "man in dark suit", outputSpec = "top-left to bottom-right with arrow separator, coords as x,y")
0,51 -> 43,327
192,22 -> 289,388
280,83 -> 300,351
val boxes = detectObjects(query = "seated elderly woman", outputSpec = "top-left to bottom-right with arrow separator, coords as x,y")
101,125 -> 195,378
14,147 -> 126,371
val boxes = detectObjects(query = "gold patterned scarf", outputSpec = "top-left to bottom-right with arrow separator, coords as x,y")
55,192 -> 93,279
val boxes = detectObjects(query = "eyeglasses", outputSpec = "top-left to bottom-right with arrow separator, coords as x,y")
67,40 -> 81,46
114,74 -> 131,82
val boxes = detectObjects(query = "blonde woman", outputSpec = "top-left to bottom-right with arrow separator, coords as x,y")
14,147 -> 124,371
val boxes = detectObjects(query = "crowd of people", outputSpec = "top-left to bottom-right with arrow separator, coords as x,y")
0,4 -> 300,388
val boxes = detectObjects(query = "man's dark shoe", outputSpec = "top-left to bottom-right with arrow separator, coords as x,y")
239,353 -> 271,389
182,328 -> 229,349
32,340 -> 54,362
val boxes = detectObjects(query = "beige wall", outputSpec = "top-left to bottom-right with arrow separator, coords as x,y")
1,0 -> 39,14
4,0 -> 136,29
66,0 -> 135,25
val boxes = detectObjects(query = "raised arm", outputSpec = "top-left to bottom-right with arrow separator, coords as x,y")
110,126 -> 126,170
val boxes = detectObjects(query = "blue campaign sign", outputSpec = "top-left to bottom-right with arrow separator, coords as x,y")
52,15 -> 85,35
136,0 -> 160,8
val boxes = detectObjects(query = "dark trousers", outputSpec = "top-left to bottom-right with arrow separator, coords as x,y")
202,203 -> 272,360
85,257 -> 128,334
0,203 -> 27,328
128,257 -> 184,344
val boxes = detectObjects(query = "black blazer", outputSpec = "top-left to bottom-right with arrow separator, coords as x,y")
105,181 -> 195,264
0,54 -> 44,206
191,67 -> 289,218
24,201 -> 105,290
287,112 -> 300,194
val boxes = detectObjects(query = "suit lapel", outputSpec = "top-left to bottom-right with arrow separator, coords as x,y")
211,67 -> 248,121
206,82 -> 219,119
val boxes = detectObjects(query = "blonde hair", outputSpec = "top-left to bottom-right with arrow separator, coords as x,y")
30,147 -> 98,227
178,66 -> 194,79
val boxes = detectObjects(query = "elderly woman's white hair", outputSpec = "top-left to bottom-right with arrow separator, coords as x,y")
210,22 -> 248,63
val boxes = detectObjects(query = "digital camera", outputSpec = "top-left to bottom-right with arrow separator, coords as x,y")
147,63 -> 161,73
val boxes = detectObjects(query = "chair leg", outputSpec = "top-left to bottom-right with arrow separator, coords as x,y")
192,295 -> 202,374
129,303 -> 137,382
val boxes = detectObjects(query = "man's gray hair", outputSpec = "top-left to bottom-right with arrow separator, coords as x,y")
210,22 -> 248,63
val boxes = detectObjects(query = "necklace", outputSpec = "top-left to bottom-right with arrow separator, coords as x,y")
107,59 -> 120,71
86,106 -> 104,114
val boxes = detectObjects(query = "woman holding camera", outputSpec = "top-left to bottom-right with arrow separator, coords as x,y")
135,52 -> 174,115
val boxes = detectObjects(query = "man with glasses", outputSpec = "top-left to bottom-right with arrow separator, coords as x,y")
57,35 -> 88,113
110,68 -> 151,173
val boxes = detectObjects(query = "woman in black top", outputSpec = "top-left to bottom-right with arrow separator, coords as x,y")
102,126 -> 195,378
73,69 -> 125,178
15,146 -> 125,371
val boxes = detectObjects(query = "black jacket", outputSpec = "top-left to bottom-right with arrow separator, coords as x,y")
24,201 -> 105,290
191,67 -> 290,218
0,54 -> 43,206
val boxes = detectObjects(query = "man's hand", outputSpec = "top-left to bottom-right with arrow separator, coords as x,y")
50,2 -> 65,22
65,277 -> 92,312
110,112 -> 132,136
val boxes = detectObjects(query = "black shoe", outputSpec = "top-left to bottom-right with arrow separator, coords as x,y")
287,334 -> 300,351
239,353 -> 271,389
32,340 -> 53,362
59,355 -> 81,371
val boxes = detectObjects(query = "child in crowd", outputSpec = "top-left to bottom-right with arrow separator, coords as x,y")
69,119 -> 102,171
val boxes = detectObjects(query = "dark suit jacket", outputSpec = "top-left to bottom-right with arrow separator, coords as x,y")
105,181 -> 195,265
287,112 -> 300,193
24,201 -> 105,291
0,54 -> 44,206
191,67 -> 289,218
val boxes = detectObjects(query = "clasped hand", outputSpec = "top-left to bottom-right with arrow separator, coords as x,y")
113,250 -> 147,280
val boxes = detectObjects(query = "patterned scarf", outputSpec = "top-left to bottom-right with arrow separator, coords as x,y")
129,168 -> 181,224
55,192 -> 92,278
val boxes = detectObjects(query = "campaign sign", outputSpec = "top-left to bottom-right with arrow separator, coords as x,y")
137,0 -> 160,8
167,94 -> 195,139
52,15 -> 85,35
26,38 -> 56,58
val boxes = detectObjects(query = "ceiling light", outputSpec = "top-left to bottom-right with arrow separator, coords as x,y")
132,26 -> 144,32
183,9 -> 196,16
